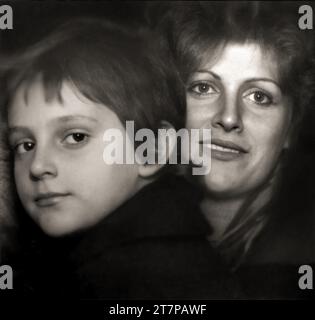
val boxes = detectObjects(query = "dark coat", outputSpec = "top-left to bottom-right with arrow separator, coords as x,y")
236,155 -> 315,299
62,175 -> 242,299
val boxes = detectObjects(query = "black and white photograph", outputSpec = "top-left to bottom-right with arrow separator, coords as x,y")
0,0 -> 314,309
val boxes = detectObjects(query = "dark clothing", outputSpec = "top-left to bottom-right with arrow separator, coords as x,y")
236,205 -> 315,299
235,156 -> 315,299
19,175 -> 242,299
67,175 -> 241,299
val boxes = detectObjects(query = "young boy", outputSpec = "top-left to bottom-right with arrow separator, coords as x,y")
4,19 -> 240,299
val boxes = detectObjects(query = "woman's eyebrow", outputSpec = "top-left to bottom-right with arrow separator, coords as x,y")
195,71 -> 280,87
244,77 -> 280,86
195,70 -> 221,80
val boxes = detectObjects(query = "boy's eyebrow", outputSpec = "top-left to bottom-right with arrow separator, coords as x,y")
8,126 -> 31,136
8,115 -> 98,136
54,115 -> 99,124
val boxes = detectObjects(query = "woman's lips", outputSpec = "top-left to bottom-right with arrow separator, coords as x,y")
34,192 -> 70,207
200,138 -> 248,161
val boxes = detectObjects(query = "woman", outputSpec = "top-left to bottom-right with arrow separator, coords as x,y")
151,1 -> 315,298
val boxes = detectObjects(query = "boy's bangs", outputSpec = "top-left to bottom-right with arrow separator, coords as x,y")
5,18 -> 185,137
9,44 -> 116,109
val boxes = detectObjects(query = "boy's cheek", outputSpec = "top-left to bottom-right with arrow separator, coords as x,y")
14,170 -> 31,201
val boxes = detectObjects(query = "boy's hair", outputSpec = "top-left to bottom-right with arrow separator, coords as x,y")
3,18 -> 185,135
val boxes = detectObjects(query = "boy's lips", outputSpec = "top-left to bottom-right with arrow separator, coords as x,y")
34,192 -> 71,207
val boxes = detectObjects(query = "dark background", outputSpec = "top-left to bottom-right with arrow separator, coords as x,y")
0,0 -> 147,52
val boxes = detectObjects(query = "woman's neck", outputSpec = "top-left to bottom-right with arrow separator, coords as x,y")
200,196 -> 245,243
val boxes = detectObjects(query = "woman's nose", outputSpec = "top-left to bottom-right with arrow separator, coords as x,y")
212,94 -> 244,133
29,145 -> 57,180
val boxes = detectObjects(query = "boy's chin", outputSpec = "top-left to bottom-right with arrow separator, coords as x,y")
39,224 -> 73,238
35,217 -> 82,238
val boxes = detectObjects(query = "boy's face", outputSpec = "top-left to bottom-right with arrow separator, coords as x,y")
8,81 -> 141,236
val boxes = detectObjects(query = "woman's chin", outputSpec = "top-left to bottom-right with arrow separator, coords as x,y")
201,175 -> 246,199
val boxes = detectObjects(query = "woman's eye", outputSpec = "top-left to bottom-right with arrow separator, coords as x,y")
188,82 -> 218,96
64,133 -> 88,145
15,142 -> 35,155
245,90 -> 273,105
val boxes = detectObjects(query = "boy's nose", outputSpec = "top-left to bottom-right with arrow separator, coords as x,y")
211,94 -> 244,133
29,146 -> 57,180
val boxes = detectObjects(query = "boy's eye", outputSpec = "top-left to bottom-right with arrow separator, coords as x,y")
244,90 -> 273,106
188,82 -> 218,96
63,133 -> 88,145
15,141 -> 35,155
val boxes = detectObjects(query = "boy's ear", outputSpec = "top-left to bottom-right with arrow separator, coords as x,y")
137,162 -> 162,178
138,121 -> 177,179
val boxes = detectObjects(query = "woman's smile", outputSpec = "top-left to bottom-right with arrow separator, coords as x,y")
200,138 -> 248,161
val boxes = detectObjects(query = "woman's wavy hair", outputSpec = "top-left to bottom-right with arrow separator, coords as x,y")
149,1 -> 315,133
148,1 -> 315,268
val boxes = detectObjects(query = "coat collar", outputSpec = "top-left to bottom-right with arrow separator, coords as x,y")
67,174 -> 211,263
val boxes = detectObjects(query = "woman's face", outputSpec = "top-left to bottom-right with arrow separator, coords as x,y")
186,43 -> 293,198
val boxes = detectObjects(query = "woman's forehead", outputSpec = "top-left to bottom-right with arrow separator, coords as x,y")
197,42 -> 280,83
